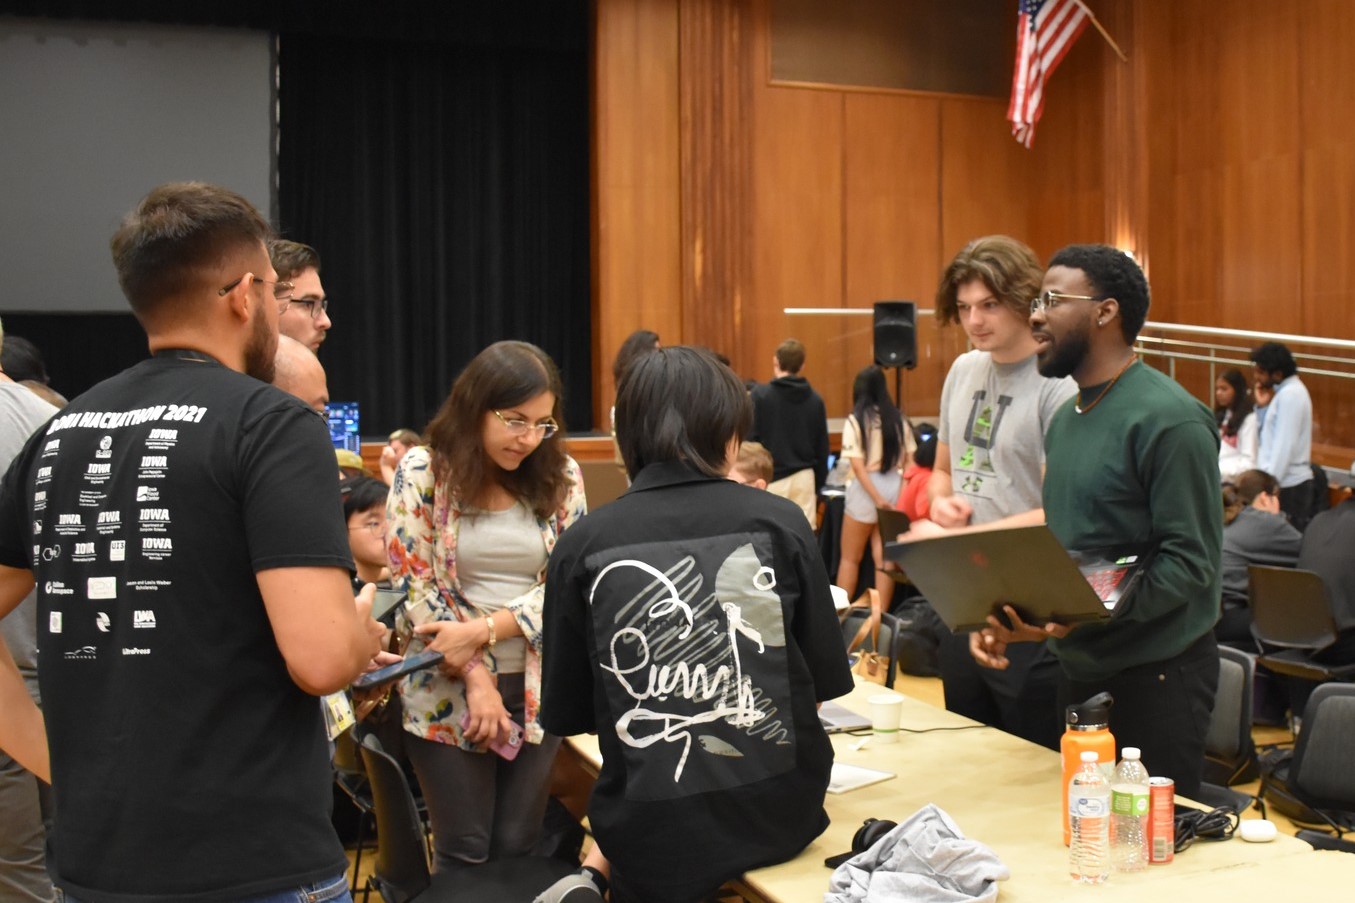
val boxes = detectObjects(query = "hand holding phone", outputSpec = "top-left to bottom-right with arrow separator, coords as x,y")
351,649 -> 443,689
460,709 -> 524,760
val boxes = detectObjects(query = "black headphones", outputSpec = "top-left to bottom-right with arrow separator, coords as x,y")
824,818 -> 898,868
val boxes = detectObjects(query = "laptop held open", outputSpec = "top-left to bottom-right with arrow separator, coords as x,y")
884,525 -> 1154,632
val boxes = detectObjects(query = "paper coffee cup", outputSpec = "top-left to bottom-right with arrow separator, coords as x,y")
868,693 -> 904,744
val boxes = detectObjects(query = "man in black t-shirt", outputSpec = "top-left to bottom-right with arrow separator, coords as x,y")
0,183 -> 384,903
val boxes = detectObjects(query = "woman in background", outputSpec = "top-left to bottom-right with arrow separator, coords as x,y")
1215,368 -> 1257,481
387,340 -> 587,871
836,365 -> 911,611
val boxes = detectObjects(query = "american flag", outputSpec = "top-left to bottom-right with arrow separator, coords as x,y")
1007,0 -> 1091,148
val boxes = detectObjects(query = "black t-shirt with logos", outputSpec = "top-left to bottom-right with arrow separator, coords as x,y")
541,461 -> 854,903
0,352 -> 353,902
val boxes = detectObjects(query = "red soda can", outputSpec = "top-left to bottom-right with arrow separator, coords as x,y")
1148,777 -> 1175,863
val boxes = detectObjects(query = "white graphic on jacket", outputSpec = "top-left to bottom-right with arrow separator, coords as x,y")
591,541 -> 791,789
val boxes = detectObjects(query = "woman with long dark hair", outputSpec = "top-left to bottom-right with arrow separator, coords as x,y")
836,365 -> 911,610
387,340 -> 587,871
1215,367 -> 1257,480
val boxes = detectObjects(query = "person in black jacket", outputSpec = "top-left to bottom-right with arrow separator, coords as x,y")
748,338 -> 829,525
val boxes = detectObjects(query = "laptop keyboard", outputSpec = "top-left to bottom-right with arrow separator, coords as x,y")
1084,566 -> 1129,602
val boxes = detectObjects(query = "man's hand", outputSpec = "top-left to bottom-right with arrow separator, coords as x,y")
353,583 -> 387,659
930,495 -> 974,528
969,605 -> 1072,670
899,518 -> 947,541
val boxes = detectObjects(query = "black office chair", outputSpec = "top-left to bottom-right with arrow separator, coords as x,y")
841,607 -> 904,689
1247,565 -> 1355,683
1258,683 -> 1355,835
358,734 -> 576,902
333,727 -> 378,899
1202,645 -> 1259,786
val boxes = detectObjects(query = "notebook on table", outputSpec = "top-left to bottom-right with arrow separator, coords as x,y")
884,525 -> 1154,632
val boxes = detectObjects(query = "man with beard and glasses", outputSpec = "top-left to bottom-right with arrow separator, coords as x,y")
967,244 -> 1221,801
0,182 -> 387,903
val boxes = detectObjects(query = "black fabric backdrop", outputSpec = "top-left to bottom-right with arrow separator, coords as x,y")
0,1 -> 593,437
276,30 -> 593,436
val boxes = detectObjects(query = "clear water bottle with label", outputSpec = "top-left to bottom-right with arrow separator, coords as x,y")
1111,747 -> 1150,871
1069,750 -> 1110,884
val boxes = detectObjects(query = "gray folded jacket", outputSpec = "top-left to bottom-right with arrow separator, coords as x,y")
825,804 -> 1010,903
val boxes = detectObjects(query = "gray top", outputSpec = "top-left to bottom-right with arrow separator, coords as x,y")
1220,506 -> 1301,607
456,500 -> 546,673
0,380 -> 58,701
937,350 -> 1075,524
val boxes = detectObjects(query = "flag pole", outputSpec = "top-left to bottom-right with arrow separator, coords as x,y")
1071,0 -> 1128,62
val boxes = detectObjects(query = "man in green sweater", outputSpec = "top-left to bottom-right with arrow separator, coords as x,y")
972,244 -> 1221,799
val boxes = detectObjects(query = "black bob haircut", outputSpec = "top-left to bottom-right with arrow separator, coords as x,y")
615,346 -> 752,480
1048,244 -> 1150,344
1250,342 -> 1298,380
341,476 -> 389,520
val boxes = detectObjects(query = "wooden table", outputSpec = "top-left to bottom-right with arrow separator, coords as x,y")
568,680 -> 1355,901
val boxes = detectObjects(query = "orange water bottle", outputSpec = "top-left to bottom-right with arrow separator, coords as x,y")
1061,692 -> 1115,846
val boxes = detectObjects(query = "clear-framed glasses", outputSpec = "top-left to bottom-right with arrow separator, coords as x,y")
493,409 -> 559,439
281,297 -> 330,320
218,274 -> 294,302
1029,289 -> 1109,314
348,520 -> 385,536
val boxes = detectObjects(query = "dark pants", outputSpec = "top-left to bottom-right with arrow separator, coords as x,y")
939,633 -> 1062,751
1059,632 -> 1219,801
1278,480 -> 1315,532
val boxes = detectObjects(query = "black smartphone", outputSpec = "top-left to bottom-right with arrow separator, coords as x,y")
351,649 -> 443,689
369,587 -> 406,622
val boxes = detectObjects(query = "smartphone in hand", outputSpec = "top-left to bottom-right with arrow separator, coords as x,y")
351,649 -> 443,690
460,709 -> 524,760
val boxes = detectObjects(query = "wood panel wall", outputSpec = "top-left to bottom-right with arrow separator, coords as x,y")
591,0 -> 1355,461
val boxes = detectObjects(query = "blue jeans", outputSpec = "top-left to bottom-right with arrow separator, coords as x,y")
60,872 -> 351,903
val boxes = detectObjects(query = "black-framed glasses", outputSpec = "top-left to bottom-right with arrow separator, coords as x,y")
282,297 -> 330,321
493,409 -> 559,439
218,274 -> 294,302
1029,290 -> 1109,314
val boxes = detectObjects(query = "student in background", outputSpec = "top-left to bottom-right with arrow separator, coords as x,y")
1215,368 -> 1258,482
730,440 -> 774,490
897,424 -> 936,523
342,476 -> 394,593
1216,469 -> 1300,648
387,340 -> 586,872
380,428 -> 421,484
836,365 -> 911,612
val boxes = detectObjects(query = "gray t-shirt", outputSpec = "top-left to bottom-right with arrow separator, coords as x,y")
937,350 -> 1076,524
0,380 -> 58,701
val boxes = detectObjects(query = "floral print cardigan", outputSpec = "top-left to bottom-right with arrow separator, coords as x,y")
387,445 -> 587,749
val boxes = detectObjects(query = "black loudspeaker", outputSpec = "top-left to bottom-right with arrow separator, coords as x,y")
873,301 -> 917,369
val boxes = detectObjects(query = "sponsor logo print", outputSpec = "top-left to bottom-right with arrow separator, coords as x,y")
135,485 -> 160,502
87,576 -> 116,600
32,520 -> 42,535
36,466 -> 52,484
122,647 -> 151,656
72,541 -> 96,562
133,610 -> 156,628
138,508 -> 170,533
85,462 -> 112,484
63,645 -> 97,661
109,540 -> 126,562
95,435 -> 113,459
54,513 -> 84,536
43,439 -> 60,456
139,455 -> 168,479
44,581 -> 74,596
141,536 -> 173,560
41,545 -> 61,561
144,428 -> 178,450
96,510 -> 122,535
95,612 -> 111,632
49,612 -> 62,633
34,490 -> 46,511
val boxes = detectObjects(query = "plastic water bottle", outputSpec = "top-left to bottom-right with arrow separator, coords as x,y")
1111,747 -> 1150,871
1069,750 -> 1110,884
